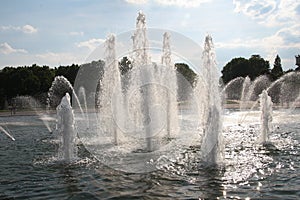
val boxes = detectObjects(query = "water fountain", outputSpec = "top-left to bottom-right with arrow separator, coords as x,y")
47,76 -> 73,109
1,11 -> 300,200
56,93 -> 77,162
198,35 -> 223,165
72,11 -> 225,170
266,71 -> 300,108
258,90 -> 273,144
47,76 -> 84,115
221,76 -> 244,102
97,34 -> 124,145
161,32 -> 179,139
240,76 -> 251,110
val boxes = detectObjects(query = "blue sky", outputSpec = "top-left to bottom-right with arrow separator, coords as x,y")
0,0 -> 299,71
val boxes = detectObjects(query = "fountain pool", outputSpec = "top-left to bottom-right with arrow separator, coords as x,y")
0,11 -> 299,199
0,108 -> 299,199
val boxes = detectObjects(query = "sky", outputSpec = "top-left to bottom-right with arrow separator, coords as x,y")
0,0 -> 299,71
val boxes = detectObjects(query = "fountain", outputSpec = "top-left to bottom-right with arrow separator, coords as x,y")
240,76 -> 251,110
221,76 -> 244,102
97,34 -> 124,145
265,72 -> 300,108
258,90 -> 273,144
72,12 -> 205,173
0,11 -> 300,200
240,75 -> 270,109
198,35 -> 223,165
47,76 -> 73,109
161,32 -> 179,139
56,93 -> 77,162
47,76 -> 84,116
71,11 -> 225,171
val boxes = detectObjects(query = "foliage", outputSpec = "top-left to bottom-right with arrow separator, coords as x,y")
270,55 -> 284,81
0,64 -> 79,109
221,55 -> 270,84
55,64 -> 79,85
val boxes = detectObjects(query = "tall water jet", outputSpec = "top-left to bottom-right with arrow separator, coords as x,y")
240,76 -> 251,110
128,11 -> 154,151
259,90 -> 273,144
56,93 -> 77,162
132,11 -> 150,66
97,34 -> 124,145
161,32 -> 179,138
200,35 -> 223,165
78,86 -> 89,129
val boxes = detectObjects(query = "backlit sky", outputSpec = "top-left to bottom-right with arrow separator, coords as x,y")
0,0 -> 299,71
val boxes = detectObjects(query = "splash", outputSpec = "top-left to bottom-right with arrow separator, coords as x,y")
199,35 -> 223,165
259,90 -> 273,144
56,93 -> 77,161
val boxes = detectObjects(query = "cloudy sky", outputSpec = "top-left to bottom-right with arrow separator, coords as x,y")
0,0 -> 299,71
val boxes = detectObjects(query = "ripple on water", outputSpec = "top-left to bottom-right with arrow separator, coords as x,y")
0,112 -> 299,199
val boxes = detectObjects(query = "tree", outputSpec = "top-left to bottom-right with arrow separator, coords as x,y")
221,57 -> 250,84
248,55 -> 270,79
270,55 -> 283,81
221,55 -> 270,84
55,64 -> 79,85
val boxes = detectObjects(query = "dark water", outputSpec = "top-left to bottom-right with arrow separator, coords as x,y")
0,112 -> 299,199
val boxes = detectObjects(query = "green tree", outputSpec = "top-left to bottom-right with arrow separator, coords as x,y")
221,57 -> 250,84
248,55 -> 270,79
221,55 -> 270,84
31,64 -> 55,93
270,55 -> 283,81
55,64 -> 79,85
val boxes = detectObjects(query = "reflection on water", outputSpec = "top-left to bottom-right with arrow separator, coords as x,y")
0,110 -> 299,199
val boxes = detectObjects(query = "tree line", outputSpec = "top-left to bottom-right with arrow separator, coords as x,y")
0,64 -> 80,109
221,54 -> 298,84
0,58 -> 197,110
0,54 -> 296,110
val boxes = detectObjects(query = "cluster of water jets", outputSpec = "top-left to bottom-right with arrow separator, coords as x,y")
223,71 -> 300,145
3,11 -> 293,169
40,11 -> 223,165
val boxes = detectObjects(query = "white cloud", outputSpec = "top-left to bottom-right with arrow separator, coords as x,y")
35,52 -> 84,66
0,24 -> 38,34
216,24 -> 300,64
69,31 -> 84,36
22,25 -> 38,34
0,43 -> 27,55
233,0 -> 277,19
233,0 -> 300,27
77,38 -> 105,50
